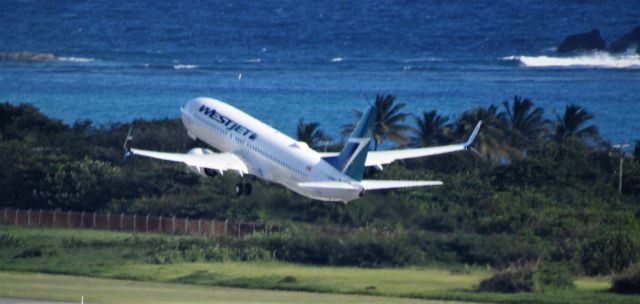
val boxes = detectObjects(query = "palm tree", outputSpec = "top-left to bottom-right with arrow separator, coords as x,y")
501,96 -> 547,155
340,110 -> 359,140
411,110 -> 453,147
296,118 -> 332,151
340,94 -> 412,150
552,104 -> 599,143
455,105 -> 512,162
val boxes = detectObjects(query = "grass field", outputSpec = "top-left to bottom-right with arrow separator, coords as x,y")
0,271 -> 462,304
1,225 -> 639,304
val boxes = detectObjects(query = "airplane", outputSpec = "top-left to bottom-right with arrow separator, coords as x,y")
123,97 -> 481,203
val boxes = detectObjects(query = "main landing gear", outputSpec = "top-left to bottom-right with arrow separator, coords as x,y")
235,182 -> 252,196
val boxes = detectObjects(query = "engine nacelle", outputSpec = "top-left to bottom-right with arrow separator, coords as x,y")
188,147 -> 213,155
203,168 -> 219,177
186,148 -> 219,177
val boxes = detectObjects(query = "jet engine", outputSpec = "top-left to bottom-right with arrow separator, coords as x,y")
186,148 -> 220,177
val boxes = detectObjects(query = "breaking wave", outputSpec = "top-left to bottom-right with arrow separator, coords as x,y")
502,52 -> 640,68
173,64 -> 198,70
402,57 -> 442,62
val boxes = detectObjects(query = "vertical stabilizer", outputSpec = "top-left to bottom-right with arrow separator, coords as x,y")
324,106 -> 376,181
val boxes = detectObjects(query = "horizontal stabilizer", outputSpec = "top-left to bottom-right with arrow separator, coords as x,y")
360,180 -> 443,190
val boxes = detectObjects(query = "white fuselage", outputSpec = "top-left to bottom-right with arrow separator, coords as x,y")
180,97 -> 363,202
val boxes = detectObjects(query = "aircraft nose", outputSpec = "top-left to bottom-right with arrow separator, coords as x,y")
186,98 -> 200,108
186,97 -> 209,112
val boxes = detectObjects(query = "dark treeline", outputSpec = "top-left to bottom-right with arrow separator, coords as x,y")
1,98 -> 640,277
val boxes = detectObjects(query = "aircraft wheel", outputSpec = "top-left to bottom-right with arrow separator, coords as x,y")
243,183 -> 252,196
235,183 -> 244,196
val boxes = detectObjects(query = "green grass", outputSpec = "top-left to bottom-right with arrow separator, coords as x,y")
0,271 -> 458,304
1,225 -> 639,304
117,262 -> 485,294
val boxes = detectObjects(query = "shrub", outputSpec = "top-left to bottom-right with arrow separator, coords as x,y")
581,230 -> 640,275
279,276 -> 297,283
479,261 -> 575,293
13,247 -> 43,259
611,263 -> 640,294
183,245 -> 206,262
236,247 -> 273,262
0,233 -> 19,246
61,237 -> 121,248
534,262 -> 575,291
263,234 -> 342,265
204,245 -> 230,262
478,262 -> 536,293
122,249 -> 139,259
149,250 -> 182,264
453,234 -> 544,267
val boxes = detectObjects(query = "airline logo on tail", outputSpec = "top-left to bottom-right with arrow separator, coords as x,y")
323,106 -> 376,181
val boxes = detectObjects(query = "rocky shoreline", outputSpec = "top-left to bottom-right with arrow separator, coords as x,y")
0,51 -> 56,61
558,26 -> 640,54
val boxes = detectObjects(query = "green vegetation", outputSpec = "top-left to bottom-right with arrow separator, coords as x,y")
479,263 -> 537,293
612,263 -> 640,294
4,225 -> 640,304
478,261 -> 575,293
340,94 -> 412,150
0,272 -> 452,304
296,118 -> 332,151
1,96 -> 640,301
535,262 -> 576,291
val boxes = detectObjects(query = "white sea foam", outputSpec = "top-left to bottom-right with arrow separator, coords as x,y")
330,57 -> 344,62
173,64 -> 198,70
58,56 -> 95,63
402,57 -> 441,62
245,58 -> 262,63
502,52 -> 640,68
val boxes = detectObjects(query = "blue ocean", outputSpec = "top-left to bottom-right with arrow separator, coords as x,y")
1,0 -> 639,145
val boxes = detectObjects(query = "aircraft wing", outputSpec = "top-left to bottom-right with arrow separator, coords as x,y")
365,143 -> 466,167
366,121 -> 481,167
321,121 -> 481,169
360,180 -> 443,190
128,148 -> 249,174
320,144 -> 467,166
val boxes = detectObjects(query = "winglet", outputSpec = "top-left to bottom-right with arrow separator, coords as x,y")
464,121 -> 482,148
122,126 -> 134,162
